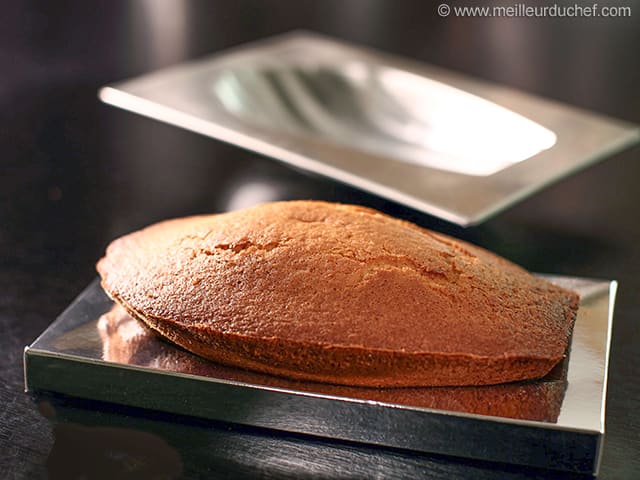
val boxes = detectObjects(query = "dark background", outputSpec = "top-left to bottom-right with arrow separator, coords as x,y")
2,1 -> 639,478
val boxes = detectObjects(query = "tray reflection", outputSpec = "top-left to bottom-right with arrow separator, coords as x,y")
98,303 -> 568,422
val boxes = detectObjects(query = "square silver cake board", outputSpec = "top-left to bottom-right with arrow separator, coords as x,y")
98,32 -> 639,226
24,275 -> 615,474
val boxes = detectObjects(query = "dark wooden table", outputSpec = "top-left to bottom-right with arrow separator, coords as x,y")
2,1 -> 639,478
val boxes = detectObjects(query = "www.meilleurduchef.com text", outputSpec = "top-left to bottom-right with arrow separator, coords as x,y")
437,3 -> 631,18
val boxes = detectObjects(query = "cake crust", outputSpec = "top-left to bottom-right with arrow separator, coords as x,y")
97,201 -> 579,387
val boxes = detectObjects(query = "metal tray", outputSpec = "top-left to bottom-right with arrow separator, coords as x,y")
24,275 -> 615,474
99,32 -> 638,225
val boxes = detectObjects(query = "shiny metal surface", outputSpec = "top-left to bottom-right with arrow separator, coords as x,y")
99,32 -> 639,225
211,63 -> 557,177
24,275 -> 615,474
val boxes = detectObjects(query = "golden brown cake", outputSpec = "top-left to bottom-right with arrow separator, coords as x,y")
97,200 -> 579,387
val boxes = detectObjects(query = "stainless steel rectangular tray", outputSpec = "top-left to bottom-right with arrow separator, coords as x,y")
99,32 -> 638,225
24,275 -> 615,474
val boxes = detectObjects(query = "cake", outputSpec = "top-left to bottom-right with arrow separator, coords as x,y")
96,200 -> 579,387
